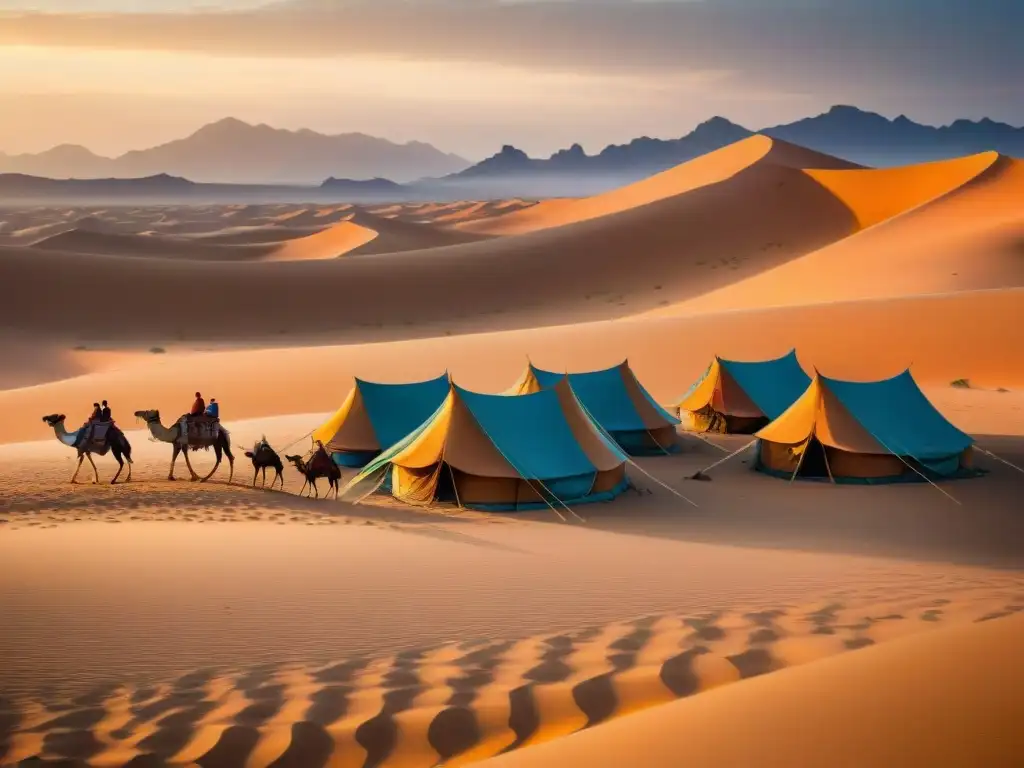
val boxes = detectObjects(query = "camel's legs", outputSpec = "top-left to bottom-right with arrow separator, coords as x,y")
87,453 -> 99,484
311,478 -> 319,499
224,444 -> 234,485
70,454 -> 85,484
260,467 -> 266,487
125,460 -> 132,482
182,449 -> 201,482
169,444 -> 181,480
110,452 -> 124,484
275,470 -> 284,490
298,478 -> 309,497
199,444 -> 221,483
252,466 -> 259,487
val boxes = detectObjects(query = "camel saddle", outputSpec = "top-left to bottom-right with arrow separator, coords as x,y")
76,420 -> 114,455
178,415 -> 221,445
305,446 -> 334,474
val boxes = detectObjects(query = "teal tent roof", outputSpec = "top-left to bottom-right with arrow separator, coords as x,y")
357,373 -> 450,449
823,370 -> 973,462
458,385 -> 627,480
529,363 -> 680,432
718,349 -> 811,420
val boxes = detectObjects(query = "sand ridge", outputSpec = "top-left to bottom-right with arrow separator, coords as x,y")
457,134 -> 860,236
479,613 -> 1024,768
1,589 -> 1020,766
653,153 -> 1024,315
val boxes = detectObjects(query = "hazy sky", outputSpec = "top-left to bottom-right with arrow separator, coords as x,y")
1,0 -> 1020,159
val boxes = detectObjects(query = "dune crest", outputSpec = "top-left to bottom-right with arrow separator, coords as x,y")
459,135 -> 858,236
654,153 -> 1024,315
478,614 -> 1024,768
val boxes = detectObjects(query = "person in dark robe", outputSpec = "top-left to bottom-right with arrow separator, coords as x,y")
100,400 -> 112,422
89,402 -> 102,422
190,392 -> 206,417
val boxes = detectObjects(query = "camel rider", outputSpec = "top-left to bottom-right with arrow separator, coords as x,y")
190,392 -> 206,419
205,398 -> 219,419
89,402 -> 102,422
100,400 -> 112,422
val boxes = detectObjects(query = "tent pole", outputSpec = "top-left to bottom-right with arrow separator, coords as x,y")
447,462 -> 464,510
821,443 -> 837,484
789,438 -> 811,483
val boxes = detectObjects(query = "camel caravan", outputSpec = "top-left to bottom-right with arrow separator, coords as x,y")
40,355 -> 994,507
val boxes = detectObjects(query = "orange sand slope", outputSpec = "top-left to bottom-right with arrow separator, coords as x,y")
458,134 -> 860,236
0,140 -> 873,341
4,137 -> 1022,347
1,288 -> 1020,446
658,153 -> 1024,315
480,613 -> 1024,768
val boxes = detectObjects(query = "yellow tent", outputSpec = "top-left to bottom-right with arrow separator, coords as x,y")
675,350 -> 810,434
755,371 -> 975,482
345,379 -> 629,511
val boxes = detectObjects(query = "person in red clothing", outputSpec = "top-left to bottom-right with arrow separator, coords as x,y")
190,392 -> 206,417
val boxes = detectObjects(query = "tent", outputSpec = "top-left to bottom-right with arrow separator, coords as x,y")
675,350 -> 811,434
507,361 -> 680,455
344,379 -> 629,511
754,370 -> 977,483
312,373 -> 450,467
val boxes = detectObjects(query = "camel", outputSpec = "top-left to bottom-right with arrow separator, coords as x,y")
245,437 -> 284,490
285,445 -> 340,499
134,410 -> 234,483
42,414 -> 133,484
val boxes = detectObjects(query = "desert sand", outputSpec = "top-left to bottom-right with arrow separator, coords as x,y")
2,134 -> 1023,766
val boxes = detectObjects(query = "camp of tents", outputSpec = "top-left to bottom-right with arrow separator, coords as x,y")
308,353 -> 982,511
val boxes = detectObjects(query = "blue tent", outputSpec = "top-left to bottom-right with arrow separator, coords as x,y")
313,373 -> 450,467
676,350 -> 811,433
343,379 -> 630,511
756,370 -> 978,483
507,361 -> 680,455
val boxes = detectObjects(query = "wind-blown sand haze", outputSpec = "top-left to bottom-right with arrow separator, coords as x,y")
2,133 -> 1023,767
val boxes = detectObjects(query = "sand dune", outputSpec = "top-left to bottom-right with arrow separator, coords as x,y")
479,613 -> 1024,768
339,207 -> 493,253
458,135 -> 858,236
0,145 -> 863,342
656,153 -> 1024,315
1,288 -> 1020,447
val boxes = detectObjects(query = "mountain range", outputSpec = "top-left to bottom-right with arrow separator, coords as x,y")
2,106 -> 1022,202
0,118 -> 470,185
451,106 -> 1024,183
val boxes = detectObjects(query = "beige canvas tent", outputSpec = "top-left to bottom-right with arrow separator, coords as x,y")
755,370 -> 976,482
675,350 -> 810,434
344,379 -> 629,510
